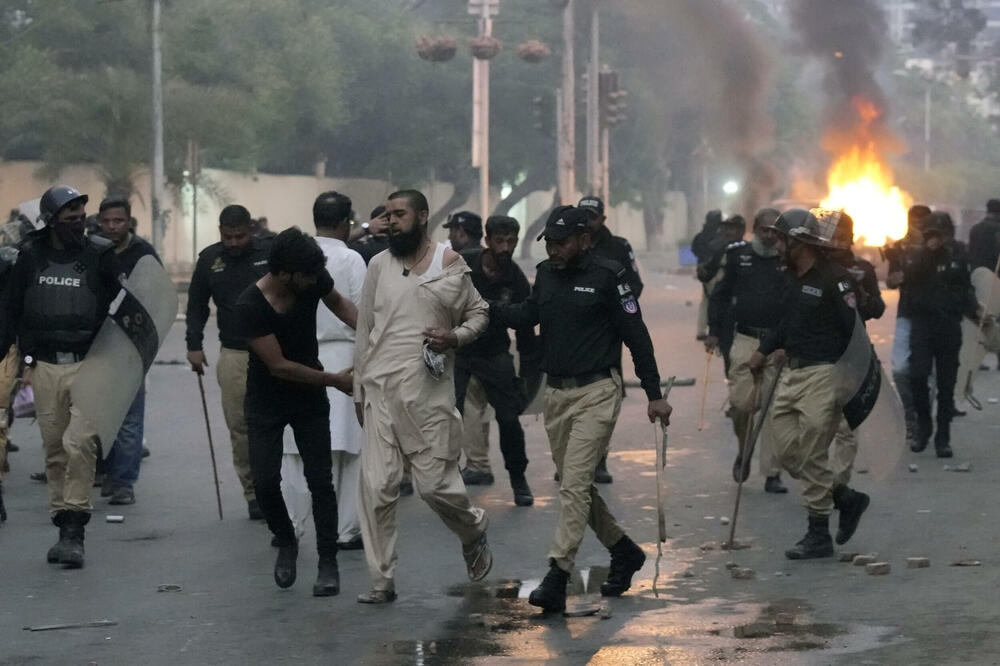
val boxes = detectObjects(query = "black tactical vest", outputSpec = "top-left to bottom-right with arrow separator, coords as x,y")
22,239 -> 107,352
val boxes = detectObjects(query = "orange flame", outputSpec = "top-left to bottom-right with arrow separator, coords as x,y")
820,99 -> 911,247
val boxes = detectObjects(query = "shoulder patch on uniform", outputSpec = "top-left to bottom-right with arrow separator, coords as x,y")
802,285 -> 822,297
836,280 -> 852,293
617,282 -> 632,296
621,295 -> 638,314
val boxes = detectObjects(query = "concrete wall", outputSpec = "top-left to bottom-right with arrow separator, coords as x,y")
0,160 -> 686,271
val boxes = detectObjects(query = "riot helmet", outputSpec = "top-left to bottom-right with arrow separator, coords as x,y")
39,186 -> 88,226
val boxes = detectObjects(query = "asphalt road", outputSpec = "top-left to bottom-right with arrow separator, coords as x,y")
1,270 -> 999,665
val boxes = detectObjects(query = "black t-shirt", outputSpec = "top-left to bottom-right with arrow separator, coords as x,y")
116,234 -> 160,277
235,270 -> 334,411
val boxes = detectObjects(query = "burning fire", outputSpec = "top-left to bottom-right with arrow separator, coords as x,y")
820,99 -> 911,247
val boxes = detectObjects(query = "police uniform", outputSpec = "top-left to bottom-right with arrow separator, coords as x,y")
903,235 -> 979,455
349,234 -> 390,266
455,247 -> 537,505
708,237 -> 789,485
491,207 -> 664,609
2,227 -> 121,540
0,246 -> 20,508
186,239 -> 271,506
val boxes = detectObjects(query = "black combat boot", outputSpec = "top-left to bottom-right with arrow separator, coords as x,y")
784,514 -> 834,560
528,561 -> 570,612
510,473 -> 534,507
732,454 -> 749,483
312,556 -> 340,597
934,418 -> 953,458
764,475 -> 788,494
911,415 -> 932,453
601,535 -> 646,596
832,484 -> 870,545
60,511 -> 89,569
46,511 -> 72,563
273,540 -> 298,589
594,456 -> 613,484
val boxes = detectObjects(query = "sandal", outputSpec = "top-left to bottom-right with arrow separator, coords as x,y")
463,531 -> 493,582
357,588 -> 397,604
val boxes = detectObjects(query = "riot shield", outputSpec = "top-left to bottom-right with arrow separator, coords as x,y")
71,255 -> 178,452
956,267 -> 1000,408
835,314 -> 905,479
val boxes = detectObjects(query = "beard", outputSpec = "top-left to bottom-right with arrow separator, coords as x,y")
388,224 -> 425,257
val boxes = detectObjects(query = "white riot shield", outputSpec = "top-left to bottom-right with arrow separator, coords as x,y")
71,255 -> 178,452
835,315 -> 906,478
956,267 -> 1000,407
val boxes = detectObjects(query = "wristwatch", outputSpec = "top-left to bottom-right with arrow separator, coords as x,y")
23,354 -> 35,368
361,222 -> 371,235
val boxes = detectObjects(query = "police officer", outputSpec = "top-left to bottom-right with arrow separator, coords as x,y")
96,196 -> 159,505
700,215 -> 746,371
577,195 -> 645,483
1,185 -> 122,567
186,205 -> 271,519
455,215 -> 537,507
443,210 -> 483,253
349,206 -> 391,265
693,210 -> 726,341
749,209 -> 869,559
490,205 -> 672,612
707,208 -> 789,493
903,211 -> 981,457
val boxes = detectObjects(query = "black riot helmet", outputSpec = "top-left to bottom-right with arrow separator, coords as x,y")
767,208 -> 816,236
39,185 -> 88,226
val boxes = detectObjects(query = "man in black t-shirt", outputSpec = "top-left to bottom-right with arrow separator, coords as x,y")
96,197 -> 160,506
235,228 -> 357,597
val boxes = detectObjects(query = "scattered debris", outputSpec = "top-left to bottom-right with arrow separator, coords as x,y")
598,603 -> 613,620
856,467 -> 869,474
917,509 -> 932,514
943,463 -> 972,473
987,398 -> 998,404
681,568 -> 695,578
469,613 -> 485,626
23,620 -> 118,632
725,561 -> 739,570
908,464 -> 918,473
700,542 -> 716,551
838,552 -> 860,563
719,516 -> 730,525
774,613 -> 795,626
852,554 -> 877,566
721,539 -> 751,551
951,560 -> 982,567
906,557 -> 930,569
494,580 -> 520,599
773,571 -> 787,577
105,515 -> 124,523
704,516 -> 715,521
866,562 -> 891,575
731,567 -> 756,580
156,584 -> 182,593
563,601 -> 602,617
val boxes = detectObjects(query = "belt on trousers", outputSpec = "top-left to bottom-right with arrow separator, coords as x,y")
736,324 -> 773,340
35,351 -> 85,365
787,357 -> 832,370
547,369 -> 613,390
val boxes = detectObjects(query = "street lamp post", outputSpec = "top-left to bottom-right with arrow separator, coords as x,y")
469,0 -> 499,219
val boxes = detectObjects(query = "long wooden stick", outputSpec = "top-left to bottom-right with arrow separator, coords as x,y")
196,373 -> 224,520
652,376 -> 676,599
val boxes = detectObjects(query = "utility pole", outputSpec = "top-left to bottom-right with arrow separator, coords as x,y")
558,0 -> 576,204
923,85 -> 931,172
586,1 -> 600,196
185,139 -> 201,264
469,0 -> 498,219
150,0 -> 166,256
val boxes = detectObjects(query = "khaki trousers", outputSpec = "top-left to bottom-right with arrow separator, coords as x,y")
829,418 -> 857,488
33,361 -> 100,513
359,399 -> 487,591
543,374 -> 626,572
216,347 -> 255,500
769,364 -> 839,516
727,333 -> 780,477
460,377 -> 494,474
0,346 -> 19,480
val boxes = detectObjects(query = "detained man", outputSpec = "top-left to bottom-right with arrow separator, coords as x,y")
354,189 -> 492,604
235,228 -> 357,596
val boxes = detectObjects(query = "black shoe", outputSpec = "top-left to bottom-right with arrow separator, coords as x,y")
5,440 -> 18,452
47,512 -> 72,563
337,535 -> 364,550
832,484 -> 869,545
784,514 -> 834,560
935,422 -> 953,458
100,476 -> 114,498
247,499 -> 264,520
59,512 -> 89,569
109,486 -> 135,506
732,455 -> 749,483
528,562 -> 569,612
911,418 -> 932,453
399,479 -> 414,497
312,557 -> 340,597
30,471 -> 46,483
141,446 -> 150,458
594,456 -> 613,484
510,473 -> 534,507
601,535 -> 646,596
764,475 -> 788,494
274,541 -> 298,589
461,468 -> 495,486
553,470 -> 561,482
